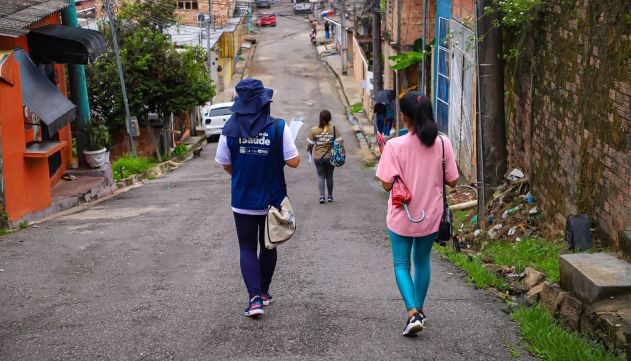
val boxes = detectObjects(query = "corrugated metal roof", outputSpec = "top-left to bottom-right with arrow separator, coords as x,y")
0,0 -> 70,38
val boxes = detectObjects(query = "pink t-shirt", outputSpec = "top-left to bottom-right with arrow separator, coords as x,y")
376,133 -> 459,237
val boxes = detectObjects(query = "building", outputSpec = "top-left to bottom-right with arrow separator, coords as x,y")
0,0 -> 106,225
176,0 -> 239,28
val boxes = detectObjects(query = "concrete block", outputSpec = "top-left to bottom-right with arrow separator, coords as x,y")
560,253 -> 631,303
523,267 -> 546,289
526,282 -> 546,305
559,293 -> 583,331
540,282 -> 568,315
620,230 -> 631,261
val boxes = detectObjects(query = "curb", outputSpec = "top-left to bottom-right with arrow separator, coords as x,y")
317,51 -> 380,161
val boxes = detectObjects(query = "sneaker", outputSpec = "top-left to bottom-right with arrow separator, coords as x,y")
244,296 -> 265,317
402,313 -> 424,336
261,293 -> 273,306
319,196 -> 325,204
327,195 -> 334,203
417,311 -> 427,328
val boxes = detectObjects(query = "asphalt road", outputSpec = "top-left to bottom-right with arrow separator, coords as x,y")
0,4 -> 533,360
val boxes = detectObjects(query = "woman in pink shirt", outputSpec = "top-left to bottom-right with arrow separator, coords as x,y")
376,92 -> 458,336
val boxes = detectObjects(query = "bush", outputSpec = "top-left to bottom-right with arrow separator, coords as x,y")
112,155 -> 156,181
171,144 -> 188,160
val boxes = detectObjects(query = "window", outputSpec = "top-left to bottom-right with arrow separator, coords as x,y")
178,0 -> 198,10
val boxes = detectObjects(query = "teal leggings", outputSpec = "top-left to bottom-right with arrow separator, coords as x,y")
387,229 -> 436,311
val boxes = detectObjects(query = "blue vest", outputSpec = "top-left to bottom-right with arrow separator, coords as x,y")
227,120 -> 287,210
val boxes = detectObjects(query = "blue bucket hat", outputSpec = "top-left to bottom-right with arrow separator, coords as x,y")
223,78 -> 275,138
230,78 -> 274,114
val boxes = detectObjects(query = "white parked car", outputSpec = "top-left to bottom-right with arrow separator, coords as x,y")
204,102 -> 234,142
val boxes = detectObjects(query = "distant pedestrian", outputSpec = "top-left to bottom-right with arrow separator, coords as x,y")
307,109 -> 343,204
215,78 -> 300,317
310,19 -> 317,35
376,92 -> 459,336
324,20 -> 330,41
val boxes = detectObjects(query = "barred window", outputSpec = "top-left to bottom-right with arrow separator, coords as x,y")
178,0 -> 198,10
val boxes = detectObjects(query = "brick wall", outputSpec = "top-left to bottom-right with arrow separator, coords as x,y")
385,0 -> 435,47
507,0 -> 631,255
176,0 -> 235,27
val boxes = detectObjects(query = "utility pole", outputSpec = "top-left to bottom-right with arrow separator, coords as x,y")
207,0 -> 213,80
104,0 -> 137,157
340,0 -> 348,74
476,0 -> 507,209
419,0 -> 427,94
372,0 -> 383,93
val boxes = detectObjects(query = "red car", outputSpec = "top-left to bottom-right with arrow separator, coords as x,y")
260,13 -> 276,27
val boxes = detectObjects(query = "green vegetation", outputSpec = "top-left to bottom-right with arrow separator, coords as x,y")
18,221 -> 29,229
435,246 -> 507,290
171,144 -> 188,161
112,155 -> 156,181
351,103 -> 364,114
482,238 -> 563,283
87,0 -> 215,131
88,124 -> 111,151
512,307 -> 625,361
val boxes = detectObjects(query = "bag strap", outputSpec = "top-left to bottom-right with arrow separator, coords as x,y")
319,125 -> 335,162
271,119 -> 287,197
440,135 -> 446,199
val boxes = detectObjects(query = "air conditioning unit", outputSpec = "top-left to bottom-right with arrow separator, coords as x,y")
197,13 -> 210,23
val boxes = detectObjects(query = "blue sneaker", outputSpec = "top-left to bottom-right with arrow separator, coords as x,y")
261,293 -> 273,306
244,296 -> 265,317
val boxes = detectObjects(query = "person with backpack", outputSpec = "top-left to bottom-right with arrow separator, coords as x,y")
215,78 -> 300,317
376,92 -> 458,336
307,110 -> 343,204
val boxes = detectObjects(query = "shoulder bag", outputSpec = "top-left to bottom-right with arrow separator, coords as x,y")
329,126 -> 346,167
436,135 -> 454,245
264,119 -> 296,250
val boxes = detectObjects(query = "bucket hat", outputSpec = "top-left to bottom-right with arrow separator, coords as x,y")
230,78 -> 274,115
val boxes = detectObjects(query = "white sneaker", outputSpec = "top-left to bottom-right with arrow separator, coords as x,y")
402,313 -> 424,336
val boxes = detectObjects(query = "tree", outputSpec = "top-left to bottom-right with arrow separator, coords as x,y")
86,0 -> 215,147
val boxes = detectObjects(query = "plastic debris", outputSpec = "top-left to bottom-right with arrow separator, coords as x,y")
507,206 -> 520,215
525,192 -> 535,204
488,224 -> 503,239
474,229 -> 481,237
506,168 -> 525,181
508,226 -> 517,236
470,215 -> 478,224
529,207 -> 538,215
487,215 -> 494,224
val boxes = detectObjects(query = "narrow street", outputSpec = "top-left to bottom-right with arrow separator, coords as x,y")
0,5 -> 530,360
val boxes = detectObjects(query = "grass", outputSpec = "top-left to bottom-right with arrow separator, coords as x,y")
435,246 -> 508,290
482,238 -> 563,283
112,155 -> 157,181
512,307 -> 625,361
171,144 -> 188,161
18,221 -> 29,229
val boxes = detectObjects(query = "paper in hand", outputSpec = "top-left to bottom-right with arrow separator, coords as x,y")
288,115 -> 304,142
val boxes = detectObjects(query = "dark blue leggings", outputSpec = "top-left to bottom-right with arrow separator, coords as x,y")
233,213 -> 277,298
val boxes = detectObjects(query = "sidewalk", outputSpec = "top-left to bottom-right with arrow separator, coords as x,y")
315,43 -> 380,162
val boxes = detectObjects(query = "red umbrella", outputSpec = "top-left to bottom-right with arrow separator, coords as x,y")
377,132 -> 425,223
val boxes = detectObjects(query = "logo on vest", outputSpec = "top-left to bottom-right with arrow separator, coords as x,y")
238,132 -> 271,146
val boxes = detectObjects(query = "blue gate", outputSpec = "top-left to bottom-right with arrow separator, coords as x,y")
434,0 -> 451,133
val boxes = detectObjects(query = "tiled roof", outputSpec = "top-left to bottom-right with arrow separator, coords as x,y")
0,0 -> 70,38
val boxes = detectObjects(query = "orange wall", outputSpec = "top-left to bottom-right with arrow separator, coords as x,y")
0,13 -> 72,221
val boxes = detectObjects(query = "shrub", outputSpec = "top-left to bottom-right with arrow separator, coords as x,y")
112,155 -> 156,181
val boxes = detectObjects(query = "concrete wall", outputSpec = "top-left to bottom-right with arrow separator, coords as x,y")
352,35 -> 373,120
176,0 -> 236,27
506,0 -> 631,254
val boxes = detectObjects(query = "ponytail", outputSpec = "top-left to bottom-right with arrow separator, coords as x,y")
399,92 -> 438,147
319,109 -> 332,129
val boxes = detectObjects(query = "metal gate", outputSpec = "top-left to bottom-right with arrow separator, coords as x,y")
447,20 -> 476,182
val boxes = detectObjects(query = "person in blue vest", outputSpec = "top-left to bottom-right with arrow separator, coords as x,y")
215,78 -> 300,317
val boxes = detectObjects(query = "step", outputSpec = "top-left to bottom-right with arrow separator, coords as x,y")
560,253 -> 631,304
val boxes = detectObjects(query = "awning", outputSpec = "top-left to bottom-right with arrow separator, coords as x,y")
13,49 -> 76,136
27,24 -> 107,64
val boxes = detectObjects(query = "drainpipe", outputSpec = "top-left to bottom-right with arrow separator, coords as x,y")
61,0 -> 91,167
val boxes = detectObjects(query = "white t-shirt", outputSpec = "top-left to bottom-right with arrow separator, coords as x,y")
215,124 -> 299,215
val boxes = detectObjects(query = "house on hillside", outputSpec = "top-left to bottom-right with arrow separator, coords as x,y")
0,0 -> 106,225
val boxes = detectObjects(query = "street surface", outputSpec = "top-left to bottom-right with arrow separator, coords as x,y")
0,4 -> 532,360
